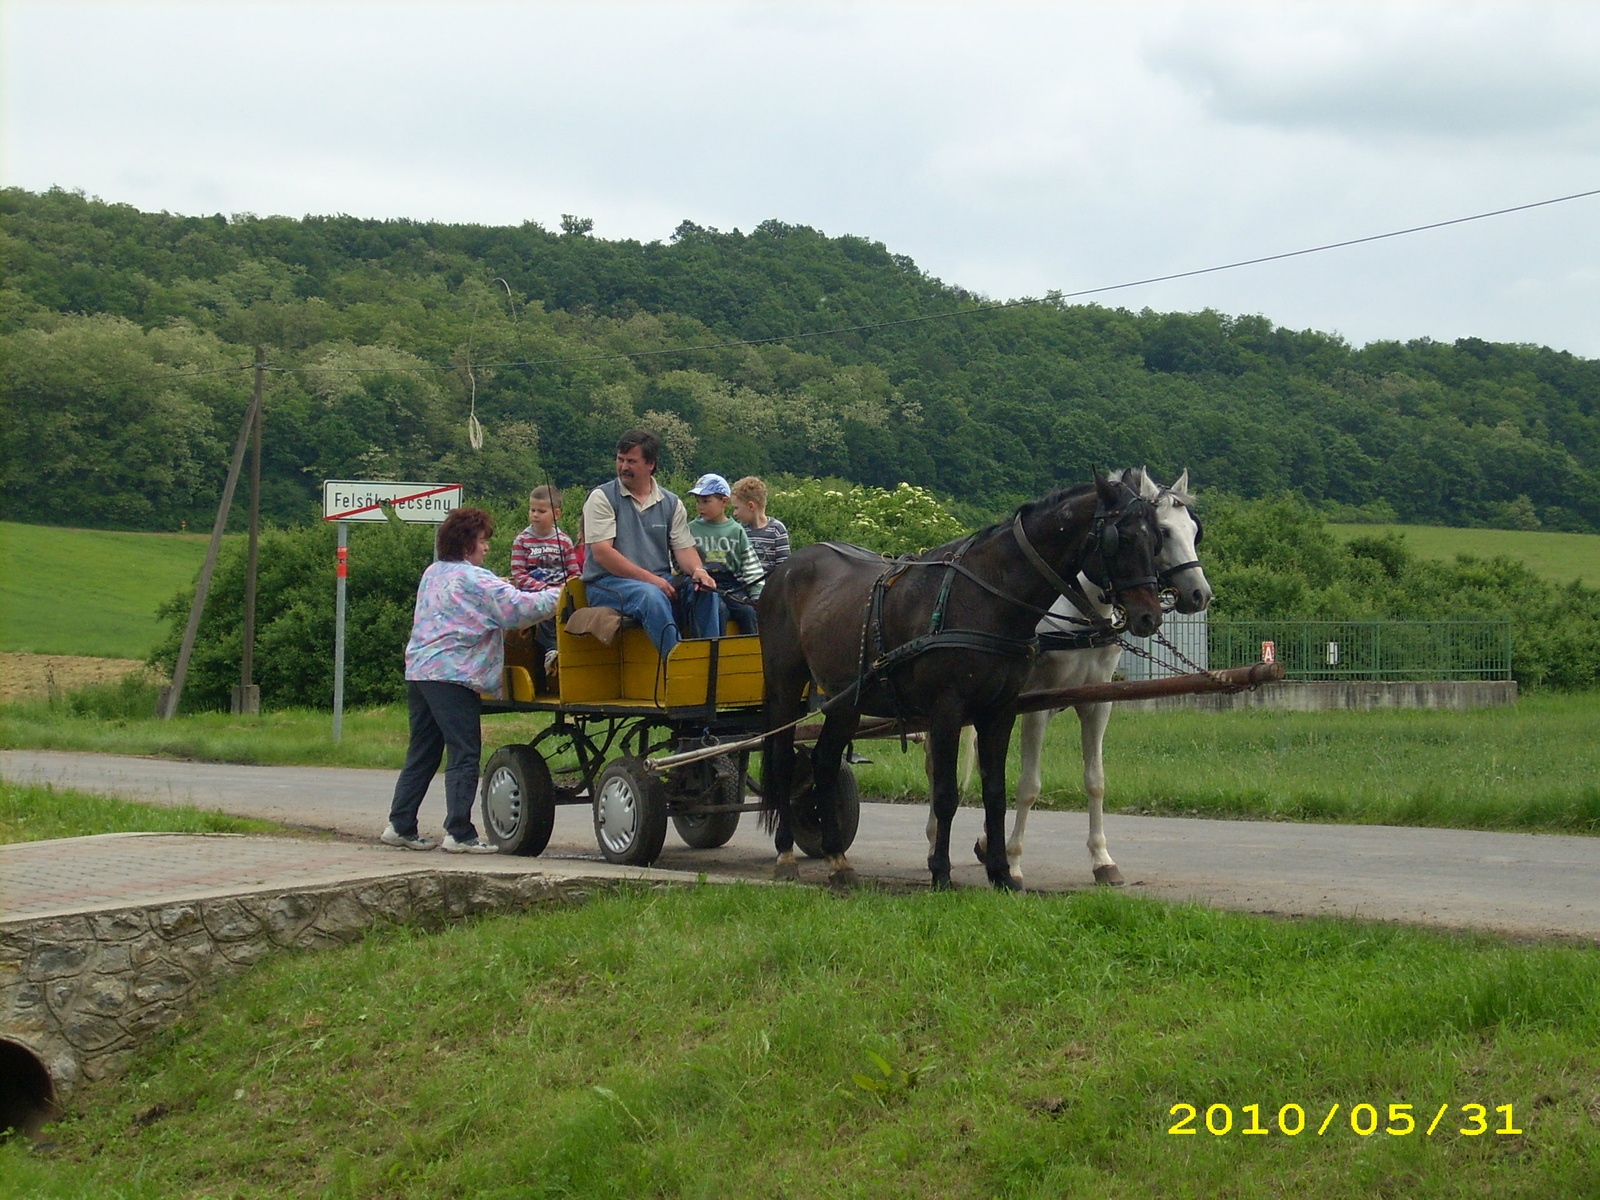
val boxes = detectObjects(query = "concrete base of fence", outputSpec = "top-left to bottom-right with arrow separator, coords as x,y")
1126,680 -> 1518,712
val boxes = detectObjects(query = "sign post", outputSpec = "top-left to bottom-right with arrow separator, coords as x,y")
323,481 -> 460,741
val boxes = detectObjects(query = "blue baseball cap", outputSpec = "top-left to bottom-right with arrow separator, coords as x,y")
688,473 -> 732,497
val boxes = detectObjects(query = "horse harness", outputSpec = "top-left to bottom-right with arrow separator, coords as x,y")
819,487 -> 1157,730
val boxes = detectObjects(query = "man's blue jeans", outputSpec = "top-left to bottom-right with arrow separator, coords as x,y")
585,574 -> 721,656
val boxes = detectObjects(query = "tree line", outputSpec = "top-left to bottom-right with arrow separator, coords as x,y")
4,185 -> 1600,534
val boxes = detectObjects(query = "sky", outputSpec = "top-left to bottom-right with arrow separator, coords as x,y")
4,0 -> 1599,355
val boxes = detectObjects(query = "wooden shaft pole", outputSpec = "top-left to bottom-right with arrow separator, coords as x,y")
1009,662 -> 1284,714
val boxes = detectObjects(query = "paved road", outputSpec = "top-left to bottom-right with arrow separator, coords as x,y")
5,749 -> 1598,940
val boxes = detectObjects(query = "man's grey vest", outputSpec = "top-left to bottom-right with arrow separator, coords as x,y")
582,478 -> 680,582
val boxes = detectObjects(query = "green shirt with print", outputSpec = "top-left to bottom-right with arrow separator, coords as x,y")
688,516 -> 765,597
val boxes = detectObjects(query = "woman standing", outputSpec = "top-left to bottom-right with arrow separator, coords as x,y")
382,507 -> 558,853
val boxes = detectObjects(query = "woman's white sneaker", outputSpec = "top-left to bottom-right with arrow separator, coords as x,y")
380,825 -> 436,851
441,835 -> 499,854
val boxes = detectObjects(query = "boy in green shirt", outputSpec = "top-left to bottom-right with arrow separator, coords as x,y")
687,473 -> 763,634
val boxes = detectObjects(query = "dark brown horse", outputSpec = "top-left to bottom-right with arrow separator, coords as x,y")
758,473 -> 1166,890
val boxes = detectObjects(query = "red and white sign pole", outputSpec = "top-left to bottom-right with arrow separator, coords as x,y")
333,525 -> 350,741
324,481 -> 458,742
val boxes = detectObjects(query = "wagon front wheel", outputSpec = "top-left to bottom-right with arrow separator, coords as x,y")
791,748 -> 860,859
672,754 -> 744,849
593,756 -> 669,866
481,744 -> 555,856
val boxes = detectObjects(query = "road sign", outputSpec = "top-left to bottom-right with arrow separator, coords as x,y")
322,480 -> 461,523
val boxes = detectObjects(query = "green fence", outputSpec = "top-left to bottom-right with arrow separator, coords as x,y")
1208,620 -> 1513,681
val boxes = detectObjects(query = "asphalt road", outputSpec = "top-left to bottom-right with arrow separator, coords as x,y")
5,748 -> 1598,941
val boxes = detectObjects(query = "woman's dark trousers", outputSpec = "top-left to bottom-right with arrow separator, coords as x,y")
388,680 -> 483,841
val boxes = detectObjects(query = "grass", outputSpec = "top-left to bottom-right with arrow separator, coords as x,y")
0,521 -> 214,658
0,779 -> 281,844
1328,522 -> 1600,587
851,693 -> 1600,835
0,677 -> 553,770
4,683 -> 1599,835
5,885 -> 1599,1198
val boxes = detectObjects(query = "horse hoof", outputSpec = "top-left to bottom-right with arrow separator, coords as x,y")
829,867 -> 858,891
989,872 -> 1022,893
775,860 -> 800,882
1093,864 -> 1125,887
931,872 -> 954,892
972,838 -> 987,864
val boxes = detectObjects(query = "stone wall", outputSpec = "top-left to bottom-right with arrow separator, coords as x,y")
1,870 -> 594,1102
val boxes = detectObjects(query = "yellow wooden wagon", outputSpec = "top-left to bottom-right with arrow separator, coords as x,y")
477,579 -> 859,866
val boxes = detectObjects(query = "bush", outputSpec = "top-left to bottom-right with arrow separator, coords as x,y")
768,479 -> 968,555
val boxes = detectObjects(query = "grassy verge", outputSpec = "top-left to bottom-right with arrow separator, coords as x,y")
0,678 -> 552,770
850,692 -> 1600,835
0,522 -> 213,659
0,779 -> 282,844
5,886 -> 1598,1198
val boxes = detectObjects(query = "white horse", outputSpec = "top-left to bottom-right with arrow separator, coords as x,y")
925,468 -> 1212,885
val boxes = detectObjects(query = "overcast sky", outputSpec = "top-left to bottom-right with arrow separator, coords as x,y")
5,1 -> 1599,355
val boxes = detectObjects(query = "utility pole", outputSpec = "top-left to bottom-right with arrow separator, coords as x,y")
159,361 -> 264,720
232,347 -> 265,715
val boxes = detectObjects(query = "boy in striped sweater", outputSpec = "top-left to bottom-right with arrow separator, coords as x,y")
731,476 -> 790,577
510,485 -> 582,661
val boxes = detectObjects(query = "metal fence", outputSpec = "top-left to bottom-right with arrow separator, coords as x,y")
1119,610 -> 1209,680
1205,619 -> 1513,681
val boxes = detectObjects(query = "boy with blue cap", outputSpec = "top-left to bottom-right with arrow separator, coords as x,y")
687,473 -> 763,635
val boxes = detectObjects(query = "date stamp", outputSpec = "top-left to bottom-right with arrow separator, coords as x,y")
1168,1102 -> 1522,1138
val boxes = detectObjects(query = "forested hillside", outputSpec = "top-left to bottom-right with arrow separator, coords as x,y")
5,185 -> 1599,532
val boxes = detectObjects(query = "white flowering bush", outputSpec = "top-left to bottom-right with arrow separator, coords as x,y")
770,479 -> 968,556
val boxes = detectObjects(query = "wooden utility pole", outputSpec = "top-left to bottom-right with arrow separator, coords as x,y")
159,358 -> 265,720
232,347 -> 266,715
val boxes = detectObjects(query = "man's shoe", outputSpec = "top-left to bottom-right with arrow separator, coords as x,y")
441,835 -> 499,855
381,824 -> 436,851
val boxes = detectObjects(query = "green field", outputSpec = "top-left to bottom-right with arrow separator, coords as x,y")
1329,523 -> 1600,587
0,522 -> 213,658
6,885 -> 1597,1198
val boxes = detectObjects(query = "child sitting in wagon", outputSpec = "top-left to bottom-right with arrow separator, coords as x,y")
687,473 -> 763,635
731,475 -> 790,577
510,485 -> 582,674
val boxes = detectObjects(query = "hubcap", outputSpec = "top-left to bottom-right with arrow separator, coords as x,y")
596,774 -> 639,854
484,765 -> 523,839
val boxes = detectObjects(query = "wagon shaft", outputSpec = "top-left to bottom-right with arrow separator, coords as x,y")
1009,661 -> 1284,714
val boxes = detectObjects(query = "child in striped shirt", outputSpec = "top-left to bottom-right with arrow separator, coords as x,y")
510,485 -> 582,660
731,476 -> 790,577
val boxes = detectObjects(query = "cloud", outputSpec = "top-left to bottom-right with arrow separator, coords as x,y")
1149,3 -> 1600,141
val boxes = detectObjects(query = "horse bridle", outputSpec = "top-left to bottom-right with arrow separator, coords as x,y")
1012,487 -> 1158,629
1154,491 -> 1203,591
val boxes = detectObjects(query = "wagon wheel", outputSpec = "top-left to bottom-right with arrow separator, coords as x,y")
480,744 -> 555,857
593,756 -> 669,866
671,754 -> 743,850
789,744 -> 860,859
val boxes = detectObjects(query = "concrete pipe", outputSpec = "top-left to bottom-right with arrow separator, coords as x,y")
0,1039 -> 57,1139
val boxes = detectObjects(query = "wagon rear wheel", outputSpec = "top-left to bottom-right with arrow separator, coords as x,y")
789,746 -> 860,859
593,756 -> 669,866
480,744 -> 555,856
672,755 -> 743,849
